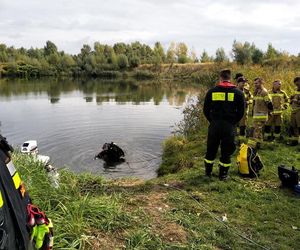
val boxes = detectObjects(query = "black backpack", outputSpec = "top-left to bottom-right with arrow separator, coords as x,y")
278,165 -> 299,188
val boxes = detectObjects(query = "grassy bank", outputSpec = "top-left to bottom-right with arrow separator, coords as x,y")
12,132 -> 300,250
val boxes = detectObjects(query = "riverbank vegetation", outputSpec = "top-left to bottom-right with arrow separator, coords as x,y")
13,110 -> 300,250
1,40 -> 300,78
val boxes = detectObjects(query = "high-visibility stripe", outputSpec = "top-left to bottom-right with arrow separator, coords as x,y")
6,161 -> 17,176
253,115 -> 268,120
228,93 -> 234,101
7,161 -> 22,189
272,110 -> 283,114
270,93 -> 284,97
12,172 -> 22,189
204,158 -> 214,164
219,161 -> 231,167
212,92 -> 235,102
0,192 -> 3,208
212,92 -> 226,101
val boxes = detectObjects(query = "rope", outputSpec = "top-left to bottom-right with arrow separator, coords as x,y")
161,183 -> 271,250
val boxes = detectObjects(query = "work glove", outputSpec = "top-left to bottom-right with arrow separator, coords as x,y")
31,220 -> 53,249
27,204 -> 54,250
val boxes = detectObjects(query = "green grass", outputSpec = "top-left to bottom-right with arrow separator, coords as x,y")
11,130 -> 300,249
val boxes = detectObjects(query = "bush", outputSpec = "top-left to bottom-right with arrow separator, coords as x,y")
133,70 -> 155,79
117,54 -> 129,69
157,136 -> 195,176
95,70 -> 122,78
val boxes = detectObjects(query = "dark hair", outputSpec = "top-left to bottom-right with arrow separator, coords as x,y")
237,77 -> 247,83
254,77 -> 263,82
294,77 -> 300,83
220,69 -> 231,80
234,73 -> 243,80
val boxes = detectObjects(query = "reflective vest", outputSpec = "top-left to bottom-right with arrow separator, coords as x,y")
269,89 -> 289,115
0,149 -> 30,250
253,87 -> 272,121
290,91 -> 300,113
243,89 -> 253,114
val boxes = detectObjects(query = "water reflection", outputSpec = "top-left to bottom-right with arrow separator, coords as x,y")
0,78 -> 202,179
0,78 -> 199,106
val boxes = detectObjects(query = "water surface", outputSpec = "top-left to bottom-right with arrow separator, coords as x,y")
0,78 -> 199,179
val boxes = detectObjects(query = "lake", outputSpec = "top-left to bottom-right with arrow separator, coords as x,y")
0,78 -> 199,179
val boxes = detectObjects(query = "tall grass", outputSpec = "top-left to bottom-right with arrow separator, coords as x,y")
12,153 -> 131,249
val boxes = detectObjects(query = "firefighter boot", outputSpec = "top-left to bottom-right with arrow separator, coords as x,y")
204,162 -> 213,177
219,165 -> 229,181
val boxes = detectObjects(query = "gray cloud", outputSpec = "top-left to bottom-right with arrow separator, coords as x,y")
0,0 -> 299,55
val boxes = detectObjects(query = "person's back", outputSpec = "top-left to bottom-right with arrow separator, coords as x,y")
204,82 -> 245,124
203,69 -> 245,180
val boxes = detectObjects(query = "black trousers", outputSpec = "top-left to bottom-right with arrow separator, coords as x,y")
205,120 -> 236,164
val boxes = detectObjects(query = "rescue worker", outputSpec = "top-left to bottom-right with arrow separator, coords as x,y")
95,142 -> 125,163
288,77 -> 300,145
236,77 -> 253,142
249,77 -> 273,149
0,134 -> 53,250
264,80 -> 289,141
203,69 -> 245,180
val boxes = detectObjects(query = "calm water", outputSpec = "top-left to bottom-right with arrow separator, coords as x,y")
0,78 -> 199,179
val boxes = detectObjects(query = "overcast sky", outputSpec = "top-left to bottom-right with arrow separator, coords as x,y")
0,0 -> 299,56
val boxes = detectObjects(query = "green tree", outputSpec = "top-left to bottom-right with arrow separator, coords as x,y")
113,43 -> 127,55
175,42 -> 188,59
166,42 -> 176,63
44,41 -> 58,56
232,40 -> 253,65
129,55 -> 140,68
27,47 -> 43,59
200,50 -> 213,63
214,48 -> 228,63
117,54 -> 128,69
0,44 -> 8,62
153,42 -> 166,63
264,43 -> 279,61
252,48 -> 264,64
47,53 -> 60,66
94,42 -> 106,65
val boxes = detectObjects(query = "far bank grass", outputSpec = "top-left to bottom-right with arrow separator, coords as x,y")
13,135 -> 300,249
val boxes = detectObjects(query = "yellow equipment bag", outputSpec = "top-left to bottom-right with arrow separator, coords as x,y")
237,143 -> 263,177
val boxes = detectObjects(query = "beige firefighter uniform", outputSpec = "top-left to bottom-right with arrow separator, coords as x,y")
250,87 -> 272,145
266,90 -> 288,126
265,89 -> 289,139
290,91 -> 300,141
238,89 -> 253,127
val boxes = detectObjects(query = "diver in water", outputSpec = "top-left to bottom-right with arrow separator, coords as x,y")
95,142 -> 125,164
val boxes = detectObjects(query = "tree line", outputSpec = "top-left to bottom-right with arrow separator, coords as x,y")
0,40 -> 299,78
